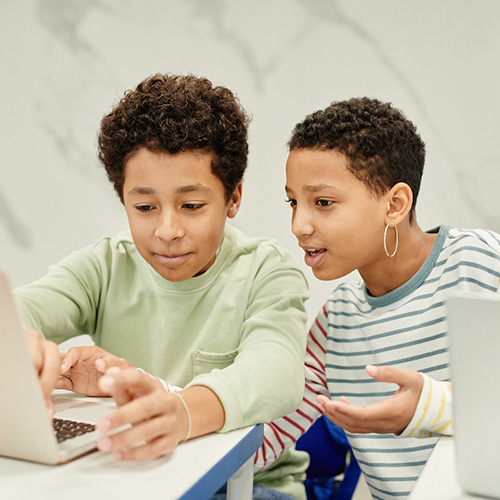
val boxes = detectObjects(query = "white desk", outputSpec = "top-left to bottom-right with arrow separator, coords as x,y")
409,437 -> 480,500
0,419 -> 263,500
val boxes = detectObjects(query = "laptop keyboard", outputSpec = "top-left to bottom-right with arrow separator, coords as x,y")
52,418 -> 96,443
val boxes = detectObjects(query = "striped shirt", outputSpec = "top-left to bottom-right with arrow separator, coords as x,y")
255,226 -> 500,499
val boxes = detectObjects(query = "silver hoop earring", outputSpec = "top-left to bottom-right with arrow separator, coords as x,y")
384,223 -> 398,258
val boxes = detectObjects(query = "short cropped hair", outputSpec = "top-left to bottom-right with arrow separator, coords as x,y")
98,74 -> 250,202
288,97 -> 426,218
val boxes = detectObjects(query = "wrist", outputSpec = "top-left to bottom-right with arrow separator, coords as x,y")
170,392 -> 192,442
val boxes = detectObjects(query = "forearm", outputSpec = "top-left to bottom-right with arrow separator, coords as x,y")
254,321 -> 329,471
180,386 -> 225,439
14,249 -> 102,343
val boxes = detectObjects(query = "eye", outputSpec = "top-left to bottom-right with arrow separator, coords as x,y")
136,205 -> 155,212
183,203 -> 205,210
285,198 -> 297,207
316,199 -> 334,207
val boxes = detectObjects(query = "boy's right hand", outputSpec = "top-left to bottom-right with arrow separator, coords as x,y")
57,346 -> 133,396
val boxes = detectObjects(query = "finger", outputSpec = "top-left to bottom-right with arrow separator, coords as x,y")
55,376 -> 75,391
60,348 -> 82,373
98,414 -> 176,453
316,394 -> 330,410
95,358 -> 107,373
98,367 -> 130,401
38,340 -> 60,417
97,390 -> 174,434
365,364 -> 418,387
25,330 -> 43,370
323,404 -> 375,433
97,355 -> 129,373
97,367 -> 155,409
112,434 -> 178,461
100,368 -> 158,404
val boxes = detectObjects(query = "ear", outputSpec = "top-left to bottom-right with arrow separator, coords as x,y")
384,182 -> 413,225
226,182 -> 243,219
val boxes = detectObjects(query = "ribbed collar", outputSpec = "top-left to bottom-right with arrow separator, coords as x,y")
364,225 -> 451,308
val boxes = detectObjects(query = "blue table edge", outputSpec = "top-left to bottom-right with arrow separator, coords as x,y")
178,423 -> 264,500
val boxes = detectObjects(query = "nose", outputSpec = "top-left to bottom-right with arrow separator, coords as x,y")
291,206 -> 314,239
154,210 -> 184,241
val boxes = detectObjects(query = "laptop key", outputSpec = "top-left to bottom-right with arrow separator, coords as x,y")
53,418 -> 96,443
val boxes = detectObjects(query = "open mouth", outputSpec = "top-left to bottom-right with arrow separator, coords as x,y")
304,248 -> 326,267
306,249 -> 325,256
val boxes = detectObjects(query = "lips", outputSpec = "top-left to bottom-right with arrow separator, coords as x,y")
153,252 -> 191,266
302,247 -> 327,268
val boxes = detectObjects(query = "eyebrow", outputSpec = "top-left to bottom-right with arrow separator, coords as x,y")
128,186 -> 156,196
127,184 -> 211,196
285,184 -> 338,194
176,183 -> 211,194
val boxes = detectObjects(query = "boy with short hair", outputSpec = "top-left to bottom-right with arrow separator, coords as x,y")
15,74 -> 309,495
256,97 -> 500,499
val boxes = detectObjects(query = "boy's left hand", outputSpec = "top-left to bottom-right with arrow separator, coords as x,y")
95,367 -> 190,461
317,365 -> 423,435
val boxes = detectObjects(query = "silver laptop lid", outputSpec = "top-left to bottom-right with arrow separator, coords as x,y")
448,293 -> 500,499
0,269 -> 61,464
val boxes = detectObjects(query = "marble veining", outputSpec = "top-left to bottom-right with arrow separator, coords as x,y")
2,0 -> 499,296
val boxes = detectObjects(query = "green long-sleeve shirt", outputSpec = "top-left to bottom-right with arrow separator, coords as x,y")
14,223 -> 309,434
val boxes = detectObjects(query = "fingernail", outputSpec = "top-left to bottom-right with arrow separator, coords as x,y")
97,418 -> 111,433
60,363 -> 68,372
97,437 -> 111,451
366,364 -> 377,376
96,359 -> 105,371
112,449 -> 123,461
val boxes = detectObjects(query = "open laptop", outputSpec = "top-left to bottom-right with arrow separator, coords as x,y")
448,293 -> 500,499
0,269 -> 113,464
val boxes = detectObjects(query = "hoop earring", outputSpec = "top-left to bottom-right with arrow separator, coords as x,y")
384,223 -> 398,258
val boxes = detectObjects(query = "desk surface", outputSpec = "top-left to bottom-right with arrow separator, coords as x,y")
409,437 -> 481,500
0,417 -> 263,500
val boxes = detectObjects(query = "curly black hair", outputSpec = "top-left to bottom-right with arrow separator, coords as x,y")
288,97 -> 426,219
98,74 -> 250,202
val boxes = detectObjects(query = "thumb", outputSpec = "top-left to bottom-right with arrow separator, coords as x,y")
98,367 -> 133,406
60,350 -> 78,373
95,358 -> 107,373
365,365 -> 415,386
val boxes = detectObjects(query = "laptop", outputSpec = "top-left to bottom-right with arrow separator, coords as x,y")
448,293 -> 500,499
0,269 -> 113,464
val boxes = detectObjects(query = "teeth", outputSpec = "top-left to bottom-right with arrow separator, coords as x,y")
308,249 -> 322,255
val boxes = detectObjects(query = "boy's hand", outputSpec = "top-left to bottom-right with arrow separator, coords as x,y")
25,330 -> 60,418
317,365 -> 423,435
57,346 -> 133,396
95,368 -> 189,461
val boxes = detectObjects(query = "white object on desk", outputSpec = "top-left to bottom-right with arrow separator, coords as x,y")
409,437 -> 485,500
0,422 -> 263,500
448,294 -> 500,499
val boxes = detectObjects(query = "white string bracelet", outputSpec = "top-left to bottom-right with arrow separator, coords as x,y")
170,392 -> 192,442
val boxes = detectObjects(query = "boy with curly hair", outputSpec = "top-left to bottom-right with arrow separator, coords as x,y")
15,74 -> 309,499
255,97 -> 500,499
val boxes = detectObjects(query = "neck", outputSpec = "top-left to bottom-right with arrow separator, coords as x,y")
360,221 -> 438,297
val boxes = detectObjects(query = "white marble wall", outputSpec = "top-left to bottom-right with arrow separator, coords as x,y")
2,0 -> 500,322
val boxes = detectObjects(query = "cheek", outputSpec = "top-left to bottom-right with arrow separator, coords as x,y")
127,217 -> 152,245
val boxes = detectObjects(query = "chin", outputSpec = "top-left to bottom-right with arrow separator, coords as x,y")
312,267 -> 345,282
